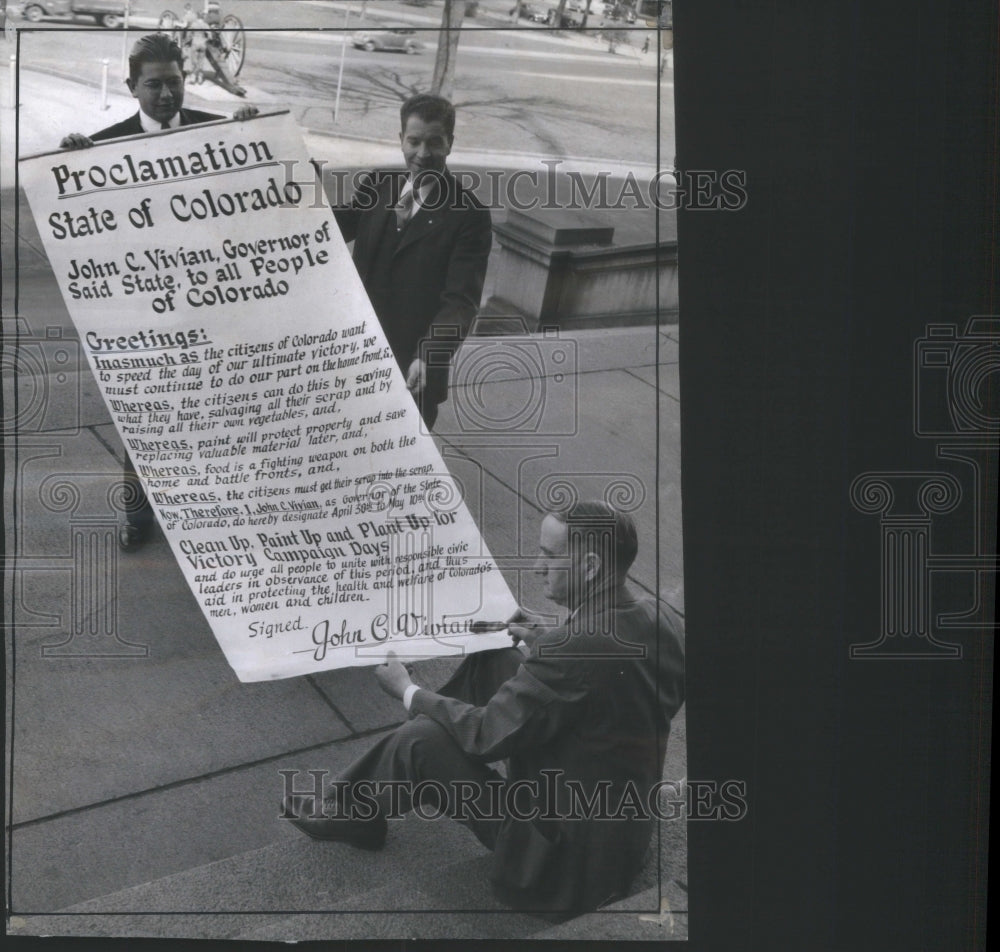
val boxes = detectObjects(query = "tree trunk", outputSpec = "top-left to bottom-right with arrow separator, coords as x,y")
430,0 -> 468,99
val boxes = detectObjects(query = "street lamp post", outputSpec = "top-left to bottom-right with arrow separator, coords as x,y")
120,0 -> 131,80
333,3 -> 349,123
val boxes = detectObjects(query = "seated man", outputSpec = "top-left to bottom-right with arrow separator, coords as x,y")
60,32 -> 257,549
282,500 -> 685,915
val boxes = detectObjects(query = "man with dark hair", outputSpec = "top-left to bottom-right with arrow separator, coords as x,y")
548,500 -> 640,615
60,33 -> 255,148
401,91 -> 456,138
59,33 -> 257,549
282,500 -> 685,915
334,93 -> 492,431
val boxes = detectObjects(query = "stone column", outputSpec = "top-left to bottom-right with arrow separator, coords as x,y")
849,472 -> 962,658
39,475 -> 147,657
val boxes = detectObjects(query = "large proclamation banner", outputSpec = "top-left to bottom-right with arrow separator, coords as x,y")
19,111 -> 516,681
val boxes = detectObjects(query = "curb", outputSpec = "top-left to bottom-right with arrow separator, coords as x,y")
300,123 -> 664,176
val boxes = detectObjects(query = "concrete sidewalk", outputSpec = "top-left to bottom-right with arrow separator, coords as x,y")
2,45 -> 684,942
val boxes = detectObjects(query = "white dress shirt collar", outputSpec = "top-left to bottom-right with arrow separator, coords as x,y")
399,175 -> 437,216
139,110 -> 180,134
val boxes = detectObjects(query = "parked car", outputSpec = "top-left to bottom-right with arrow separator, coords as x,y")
7,0 -> 125,27
351,25 -> 423,54
511,3 -> 545,20
546,7 -> 579,27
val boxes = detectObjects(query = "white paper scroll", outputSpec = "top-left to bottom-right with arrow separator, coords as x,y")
19,111 -> 517,681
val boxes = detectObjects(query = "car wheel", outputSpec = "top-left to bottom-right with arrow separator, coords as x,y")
364,40 -> 376,52
100,14 -> 121,28
405,41 -> 417,54
23,5 -> 44,22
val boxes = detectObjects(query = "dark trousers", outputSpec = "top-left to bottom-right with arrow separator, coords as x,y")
336,647 -> 524,849
417,392 -> 439,431
122,451 -> 154,530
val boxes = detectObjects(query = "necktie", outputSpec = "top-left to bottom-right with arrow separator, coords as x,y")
395,188 -> 415,230
161,122 -> 171,130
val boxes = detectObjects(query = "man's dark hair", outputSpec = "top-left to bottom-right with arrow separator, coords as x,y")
128,33 -> 184,85
400,94 -> 456,138
552,500 -> 639,580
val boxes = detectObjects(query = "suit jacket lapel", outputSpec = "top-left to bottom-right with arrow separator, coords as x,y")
394,172 -> 451,256
354,174 -> 403,280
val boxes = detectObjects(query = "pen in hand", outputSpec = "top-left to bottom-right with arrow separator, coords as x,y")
471,616 -> 546,647
469,621 -> 509,634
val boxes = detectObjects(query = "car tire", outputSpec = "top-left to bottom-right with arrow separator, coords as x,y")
405,41 -> 417,54
23,5 -> 44,22
364,40 -> 376,52
100,14 -> 121,28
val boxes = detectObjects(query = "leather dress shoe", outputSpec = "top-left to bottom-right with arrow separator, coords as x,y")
118,522 -> 149,552
281,794 -> 387,851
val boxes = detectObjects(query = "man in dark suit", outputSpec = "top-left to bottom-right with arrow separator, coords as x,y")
60,33 -> 256,550
60,32 -> 255,148
282,501 -> 686,915
334,94 -> 493,430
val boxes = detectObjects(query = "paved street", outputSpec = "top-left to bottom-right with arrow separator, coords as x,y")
2,2 -> 684,941
7,0 -> 673,162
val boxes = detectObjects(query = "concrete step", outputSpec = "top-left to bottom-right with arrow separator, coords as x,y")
234,853 -> 549,942
12,760 -> 686,942
12,705 -> 686,940
12,810 -> 686,942
11,811 -> 555,941
13,831 -> 686,942
11,809 -> 489,939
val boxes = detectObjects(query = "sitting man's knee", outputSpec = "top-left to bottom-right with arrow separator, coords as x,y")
396,714 -> 450,751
